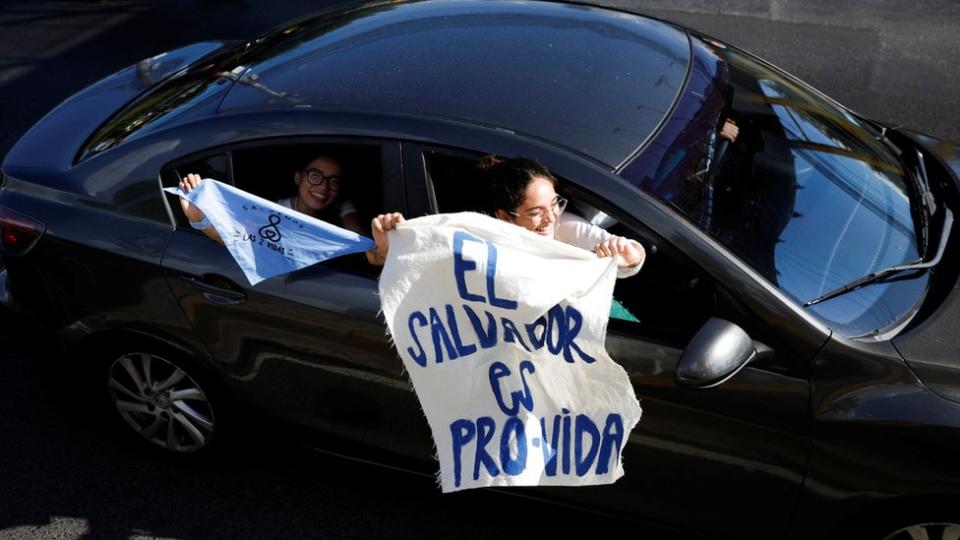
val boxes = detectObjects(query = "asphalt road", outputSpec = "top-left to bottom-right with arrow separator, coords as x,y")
624,0 -> 960,142
1,1 -> 958,539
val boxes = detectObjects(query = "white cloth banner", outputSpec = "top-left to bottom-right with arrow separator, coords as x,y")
164,180 -> 374,285
379,212 -> 642,493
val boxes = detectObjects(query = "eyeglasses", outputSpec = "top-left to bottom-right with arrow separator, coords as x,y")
509,195 -> 568,223
303,168 -> 342,190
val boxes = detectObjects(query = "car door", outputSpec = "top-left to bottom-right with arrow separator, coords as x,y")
159,138 -> 433,459
405,142 -> 812,539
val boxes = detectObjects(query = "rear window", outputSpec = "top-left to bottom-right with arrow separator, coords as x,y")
77,51 -> 245,163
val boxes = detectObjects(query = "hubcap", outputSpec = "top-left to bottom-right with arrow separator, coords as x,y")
107,353 -> 215,452
883,523 -> 960,540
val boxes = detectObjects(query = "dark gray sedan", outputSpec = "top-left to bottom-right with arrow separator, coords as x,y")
2,1 -> 959,538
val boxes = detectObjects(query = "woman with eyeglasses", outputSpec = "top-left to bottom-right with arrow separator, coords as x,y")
368,156 -> 644,277
178,154 -> 364,244
481,155 -> 644,276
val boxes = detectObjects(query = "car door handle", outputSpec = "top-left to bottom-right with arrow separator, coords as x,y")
180,275 -> 247,305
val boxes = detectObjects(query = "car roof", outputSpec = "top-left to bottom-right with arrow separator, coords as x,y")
218,0 -> 691,169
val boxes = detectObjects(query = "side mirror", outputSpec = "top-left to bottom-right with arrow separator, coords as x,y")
675,318 -> 765,389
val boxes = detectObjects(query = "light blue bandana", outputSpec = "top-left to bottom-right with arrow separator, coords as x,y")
165,179 -> 374,285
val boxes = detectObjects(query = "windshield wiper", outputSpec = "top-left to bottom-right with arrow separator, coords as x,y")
912,148 -> 937,256
804,206 -> 953,307
915,148 -> 938,216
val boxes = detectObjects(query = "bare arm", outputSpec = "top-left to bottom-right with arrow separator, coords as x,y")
178,173 -> 223,244
366,212 -> 404,266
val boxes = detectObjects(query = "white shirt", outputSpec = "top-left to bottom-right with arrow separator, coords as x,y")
555,213 -> 644,278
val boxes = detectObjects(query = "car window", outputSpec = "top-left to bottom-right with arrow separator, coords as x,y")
161,152 -> 231,228
162,142 -> 386,277
423,149 -> 487,215
78,44 -> 249,162
230,143 -> 382,224
561,193 -> 716,345
563,192 -> 794,367
422,149 -> 716,344
176,153 -> 231,185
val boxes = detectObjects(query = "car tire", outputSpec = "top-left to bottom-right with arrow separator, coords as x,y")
104,348 -> 222,455
880,521 -> 960,540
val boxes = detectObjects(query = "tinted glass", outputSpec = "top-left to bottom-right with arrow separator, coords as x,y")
220,1 -> 690,167
423,148 -> 712,343
175,154 -> 230,184
79,49 -> 244,161
423,150 -> 486,214
230,143 -> 382,225
163,142 -> 383,276
621,37 -> 927,336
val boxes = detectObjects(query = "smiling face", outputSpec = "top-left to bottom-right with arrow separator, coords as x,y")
496,175 -> 560,238
294,156 -> 342,214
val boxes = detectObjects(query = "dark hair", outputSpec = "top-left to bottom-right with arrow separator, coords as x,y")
478,155 -> 558,216
301,154 -> 343,176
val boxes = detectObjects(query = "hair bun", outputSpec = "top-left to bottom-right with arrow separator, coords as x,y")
476,154 -> 503,171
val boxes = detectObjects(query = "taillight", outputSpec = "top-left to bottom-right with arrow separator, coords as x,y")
0,206 -> 45,255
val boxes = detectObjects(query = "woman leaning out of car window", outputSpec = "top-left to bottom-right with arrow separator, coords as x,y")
367,155 -> 645,276
178,154 -> 365,244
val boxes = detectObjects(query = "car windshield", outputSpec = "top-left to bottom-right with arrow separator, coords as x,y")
621,36 -> 928,337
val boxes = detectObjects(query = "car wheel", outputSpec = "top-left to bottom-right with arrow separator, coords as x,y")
106,351 -> 217,453
881,521 -> 960,540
